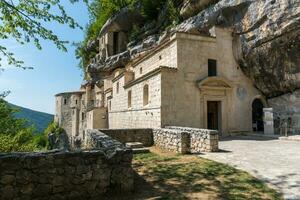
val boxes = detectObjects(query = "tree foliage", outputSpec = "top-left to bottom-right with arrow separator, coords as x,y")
0,0 -> 82,69
0,98 -> 49,152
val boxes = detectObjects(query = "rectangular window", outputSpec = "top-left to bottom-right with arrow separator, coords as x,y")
64,98 -> 67,105
208,59 -> 217,77
113,32 -> 119,55
116,82 -> 119,94
128,90 -> 132,108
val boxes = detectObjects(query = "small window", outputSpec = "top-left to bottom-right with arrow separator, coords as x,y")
82,130 -> 85,139
113,32 -> 119,55
159,55 -> 162,60
75,100 -> 78,105
143,84 -> 149,106
82,112 -> 85,120
64,99 -> 67,105
128,90 -> 132,108
116,82 -> 119,94
140,67 -> 143,74
208,59 -> 217,77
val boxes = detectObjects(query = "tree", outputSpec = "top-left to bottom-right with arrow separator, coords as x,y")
0,0 -> 83,69
0,97 -> 50,152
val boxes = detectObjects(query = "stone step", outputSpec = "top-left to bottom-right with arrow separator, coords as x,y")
132,147 -> 150,154
126,142 -> 144,149
279,136 -> 300,141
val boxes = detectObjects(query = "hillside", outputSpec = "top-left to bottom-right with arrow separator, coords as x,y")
10,104 -> 54,133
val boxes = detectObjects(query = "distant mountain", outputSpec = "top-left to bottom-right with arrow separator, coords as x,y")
10,104 -> 54,133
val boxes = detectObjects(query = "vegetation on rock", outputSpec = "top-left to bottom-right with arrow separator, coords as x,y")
75,0 -> 183,76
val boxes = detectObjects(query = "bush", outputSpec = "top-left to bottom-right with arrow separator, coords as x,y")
44,121 -> 64,136
0,134 -> 37,152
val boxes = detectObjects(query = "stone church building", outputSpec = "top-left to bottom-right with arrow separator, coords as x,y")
55,23 -> 267,145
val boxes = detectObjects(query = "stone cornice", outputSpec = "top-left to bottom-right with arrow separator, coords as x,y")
124,66 -> 177,89
112,73 -> 125,83
104,88 -> 112,94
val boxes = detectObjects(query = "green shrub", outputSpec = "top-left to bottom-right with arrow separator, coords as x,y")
0,134 -> 37,152
44,121 -> 64,136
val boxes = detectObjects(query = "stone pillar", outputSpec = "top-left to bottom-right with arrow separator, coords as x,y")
263,108 -> 275,135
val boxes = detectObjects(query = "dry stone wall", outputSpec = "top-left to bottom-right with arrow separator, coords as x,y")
153,129 -> 190,154
166,126 -> 219,152
0,132 -> 133,200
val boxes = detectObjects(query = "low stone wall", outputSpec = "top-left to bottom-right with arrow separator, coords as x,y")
166,126 -> 219,152
153,129 -> 190,154
100,128 -> 154,147
0,132 -> 133,200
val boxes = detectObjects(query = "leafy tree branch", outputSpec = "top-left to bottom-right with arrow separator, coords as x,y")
0,0 -> 83,69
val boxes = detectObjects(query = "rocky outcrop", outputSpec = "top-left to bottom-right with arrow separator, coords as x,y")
269,90 -> 300,134
48,132 -> 69,150
180,0 -> 220,19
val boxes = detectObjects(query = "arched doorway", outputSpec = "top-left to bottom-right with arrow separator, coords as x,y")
252,99 -> 264,132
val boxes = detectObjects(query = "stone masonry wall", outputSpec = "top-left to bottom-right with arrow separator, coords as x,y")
100,129 -> 154,147
166,126 -> 219,152
153,129 -> 190,154
109,71 -> 162,129
0,132 -> 133,200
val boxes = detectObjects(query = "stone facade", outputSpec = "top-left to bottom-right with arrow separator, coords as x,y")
56,25 -> 269,143
0,138 -> 133,200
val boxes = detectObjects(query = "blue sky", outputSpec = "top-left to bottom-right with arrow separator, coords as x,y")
0,2 -> 89,114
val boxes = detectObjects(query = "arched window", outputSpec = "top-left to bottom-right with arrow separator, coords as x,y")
116,82 -> 119,94
143,84 -> 149,106
128,90 -> 132,108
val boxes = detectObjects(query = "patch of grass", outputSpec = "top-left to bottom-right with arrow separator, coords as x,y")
132,152 -> 282,200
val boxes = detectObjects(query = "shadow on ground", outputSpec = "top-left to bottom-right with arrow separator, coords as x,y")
105,150 -> 282,200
